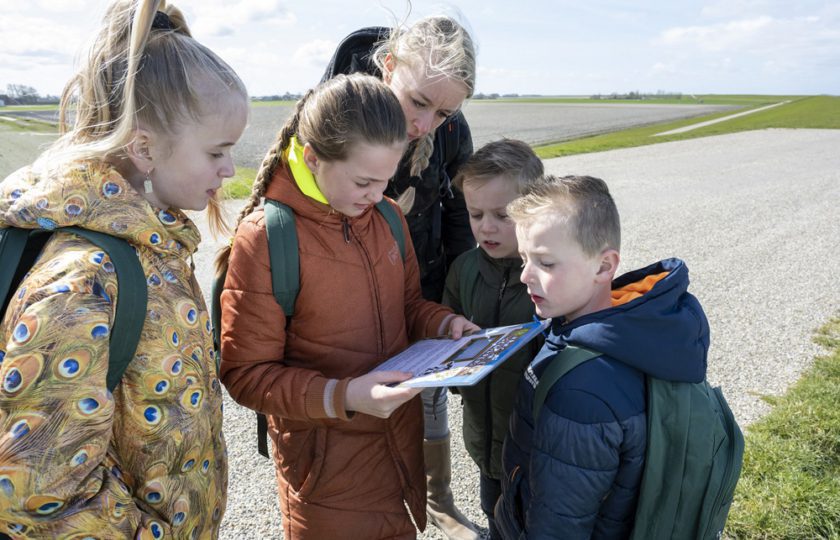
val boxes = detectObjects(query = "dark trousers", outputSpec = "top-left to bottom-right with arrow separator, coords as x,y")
480,473 -> 502,539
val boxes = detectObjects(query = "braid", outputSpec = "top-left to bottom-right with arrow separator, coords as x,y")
396,133 -> 435,214
214,88 -> 314,279
409,133 -> 435,177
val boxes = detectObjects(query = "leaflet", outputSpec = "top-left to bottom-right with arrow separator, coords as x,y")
373,320 -> 548,387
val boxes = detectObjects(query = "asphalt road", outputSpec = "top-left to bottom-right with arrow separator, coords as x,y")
183,128 -> 840,539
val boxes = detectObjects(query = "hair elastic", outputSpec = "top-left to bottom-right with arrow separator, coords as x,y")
152,11 -> 174,30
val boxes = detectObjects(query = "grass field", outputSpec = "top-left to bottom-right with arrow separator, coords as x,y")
725,317 -> 840,540
490,94 -> 804,106
0,115 -> 57,133
534,95 -> 840,158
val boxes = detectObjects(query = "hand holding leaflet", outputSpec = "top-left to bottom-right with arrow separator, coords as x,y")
373,320 -> 549,388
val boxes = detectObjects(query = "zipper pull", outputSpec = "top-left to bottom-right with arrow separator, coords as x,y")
498,269 -> 510,302
342,218 -> 351,244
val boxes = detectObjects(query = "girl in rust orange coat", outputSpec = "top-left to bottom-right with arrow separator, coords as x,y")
215,73 -> 478,539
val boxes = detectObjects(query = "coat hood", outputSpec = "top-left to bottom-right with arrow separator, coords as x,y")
0,163 -> 201,258
551,258 -> 709,383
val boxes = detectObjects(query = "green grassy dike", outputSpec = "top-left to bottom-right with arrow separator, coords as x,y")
725,317 -> 840,540
534,95 -> 840,158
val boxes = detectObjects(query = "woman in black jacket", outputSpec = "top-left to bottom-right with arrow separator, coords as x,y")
322,17 -> 479,540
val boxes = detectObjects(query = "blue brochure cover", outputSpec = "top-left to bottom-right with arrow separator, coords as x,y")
374,320 -> 549,388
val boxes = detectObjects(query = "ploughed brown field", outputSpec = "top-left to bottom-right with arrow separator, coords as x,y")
0,101 -> 734,178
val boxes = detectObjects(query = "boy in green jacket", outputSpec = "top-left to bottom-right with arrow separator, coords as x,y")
441,139 -> 545,539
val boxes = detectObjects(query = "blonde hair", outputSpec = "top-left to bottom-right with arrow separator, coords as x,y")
35,0 -> 248,234
508,175 -> 621,257
373,16 -> 476,213
214,73 -> 407,278
453,139 -> 544,195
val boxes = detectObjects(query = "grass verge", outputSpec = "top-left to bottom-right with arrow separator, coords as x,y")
222,166 -> 258,200
534,95 -> 840,158
0,115 -> 58,133
724,317 -> 840,539
490,94 -> 802,106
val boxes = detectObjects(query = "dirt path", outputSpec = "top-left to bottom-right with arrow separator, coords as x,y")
654,101 -> 789,136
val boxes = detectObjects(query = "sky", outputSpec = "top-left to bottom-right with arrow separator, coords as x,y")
1,0 -> 838,98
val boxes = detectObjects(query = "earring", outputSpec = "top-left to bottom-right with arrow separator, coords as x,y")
144,169 -> 153,194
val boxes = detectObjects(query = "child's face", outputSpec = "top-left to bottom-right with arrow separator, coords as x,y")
384,60 -> 468,141
464,176 -> 520,259
311,141 -> 405,217
516,218 -> 603,321
147,94 -> 248,211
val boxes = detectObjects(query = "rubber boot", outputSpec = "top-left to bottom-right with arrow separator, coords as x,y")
424,435 -> 481,540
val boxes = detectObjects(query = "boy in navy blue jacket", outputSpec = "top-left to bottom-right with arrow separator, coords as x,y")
495,175 -> 709,539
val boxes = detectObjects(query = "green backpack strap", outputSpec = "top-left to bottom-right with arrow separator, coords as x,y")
0,228 -> 32,310
374,199 -> 405,261
254,199 -> 406,459
265,200 -> 300,317
63,227 -> 147,393
210,270 -> 225,372
0,227 -> 146,393
458,249 -> 479,321
533,345 -> 601,424
264,198 -> 406,319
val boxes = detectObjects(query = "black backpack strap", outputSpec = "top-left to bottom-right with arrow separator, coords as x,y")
533,345 -> 601,423
256,412 -> 270,458
63,227 -> 147,393
265,199 -> 299,317
374,199 -> 406,261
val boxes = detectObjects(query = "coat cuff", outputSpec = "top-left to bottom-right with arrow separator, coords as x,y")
436,313 -> 457,336
305,376 -> 352,421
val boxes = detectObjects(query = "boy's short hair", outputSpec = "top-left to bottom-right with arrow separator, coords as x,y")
508,174 -> 621,256
453,138 -> 544,194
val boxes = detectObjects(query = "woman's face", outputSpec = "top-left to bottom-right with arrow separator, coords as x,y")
383,58 -> 469,141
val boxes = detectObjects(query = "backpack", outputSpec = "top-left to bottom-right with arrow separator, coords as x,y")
0,226 -> 147,392
533,345 -> 745,540
320,26 -> 462,171
211,198 -> 407,457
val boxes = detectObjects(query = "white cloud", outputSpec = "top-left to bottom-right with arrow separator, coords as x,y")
184,0 -> 296,38
660,16 -> 774,52
292,40 -> 337,69
699,0 -> 772,19
650,62 -> 676,75
34,0 -> 91,12
477,66 -> 527,78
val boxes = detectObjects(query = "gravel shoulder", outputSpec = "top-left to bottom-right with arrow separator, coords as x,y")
185,128 -> 840,538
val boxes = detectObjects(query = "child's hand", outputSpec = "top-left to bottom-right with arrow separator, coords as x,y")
344,371 -> 422,418
446,316 -> 481,339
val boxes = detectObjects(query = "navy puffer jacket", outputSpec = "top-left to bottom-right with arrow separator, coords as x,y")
496,258 -> 709,539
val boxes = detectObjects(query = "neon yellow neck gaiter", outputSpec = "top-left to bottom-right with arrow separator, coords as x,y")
287,136 -> 328,205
